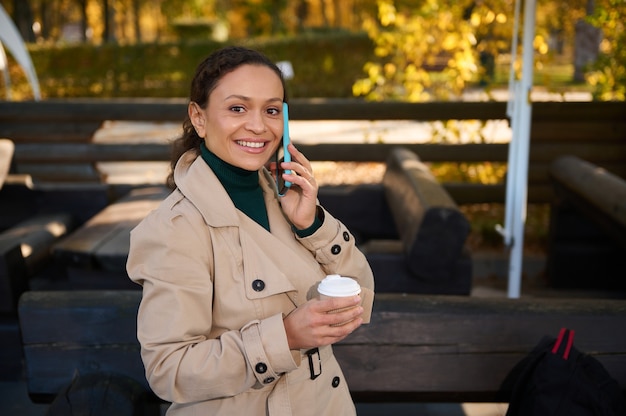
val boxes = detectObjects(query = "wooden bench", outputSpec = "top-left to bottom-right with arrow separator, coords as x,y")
0,213 -> 75,315
547,155 -> 626,291
18,290 -> 626,409
363,147 -> 472,294
47,147 -> 470,295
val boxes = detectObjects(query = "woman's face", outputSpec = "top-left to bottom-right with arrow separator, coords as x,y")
189,64 -> 284,171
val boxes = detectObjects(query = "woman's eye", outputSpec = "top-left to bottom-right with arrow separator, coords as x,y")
230,106 -> 245,113
267,107 -> 279,116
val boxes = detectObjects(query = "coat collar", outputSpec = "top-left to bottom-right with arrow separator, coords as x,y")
173,151 -> 323,306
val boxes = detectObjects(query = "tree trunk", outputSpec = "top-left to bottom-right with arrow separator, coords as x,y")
11,0 -> 35,42
102,0 -> 110,42
573,0 -> 601,82
133,0 -> 142,42
296,0 -> 308,31
79,0 -> 88,42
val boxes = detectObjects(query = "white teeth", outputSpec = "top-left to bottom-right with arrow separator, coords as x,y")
237,140 -> 265,148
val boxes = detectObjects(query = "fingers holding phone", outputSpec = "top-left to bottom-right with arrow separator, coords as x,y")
282,143 -> 316,187
274,103 -> 316,196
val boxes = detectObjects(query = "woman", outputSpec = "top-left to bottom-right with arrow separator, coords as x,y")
127,45 -> 375,415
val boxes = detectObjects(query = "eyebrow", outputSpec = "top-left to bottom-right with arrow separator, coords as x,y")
224,94 -> 283,104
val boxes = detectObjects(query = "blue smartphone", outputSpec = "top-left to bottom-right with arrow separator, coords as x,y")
277,102 -> 292,196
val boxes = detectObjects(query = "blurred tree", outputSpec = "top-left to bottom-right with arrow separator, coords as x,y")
353,0 -> 482,101
586,0 -> 625,100
229,0 -> 288,37
351,0 -> 616,102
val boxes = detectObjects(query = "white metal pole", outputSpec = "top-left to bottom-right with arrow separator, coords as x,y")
500,0 -> 523,248
507,0 -> 536,299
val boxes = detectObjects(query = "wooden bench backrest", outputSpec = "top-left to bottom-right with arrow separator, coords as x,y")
382,147 -> 471,284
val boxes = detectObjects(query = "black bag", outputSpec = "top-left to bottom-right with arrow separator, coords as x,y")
500,328 -> 625,416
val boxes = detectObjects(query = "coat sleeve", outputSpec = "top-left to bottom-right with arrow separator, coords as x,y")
127,198 -> 297,404
295,206 -> 375,319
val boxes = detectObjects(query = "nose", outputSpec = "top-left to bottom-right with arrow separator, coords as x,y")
245,111 -> 267,134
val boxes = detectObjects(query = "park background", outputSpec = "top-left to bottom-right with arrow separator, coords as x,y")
1,1 -> 625,415
1,0 -> 624,266
1,0 -> 624,101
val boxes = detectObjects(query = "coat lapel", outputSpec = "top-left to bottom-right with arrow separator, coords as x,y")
178,155 -> 324,308
239,174 -> 325,307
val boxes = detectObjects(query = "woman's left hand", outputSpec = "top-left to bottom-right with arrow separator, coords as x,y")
278,143 -> 319,230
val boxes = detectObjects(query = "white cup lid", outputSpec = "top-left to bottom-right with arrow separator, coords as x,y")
318,274 -> 361,297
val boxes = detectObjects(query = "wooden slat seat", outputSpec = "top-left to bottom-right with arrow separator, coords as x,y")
17,290 -> 626,405
52,186 -> 170,275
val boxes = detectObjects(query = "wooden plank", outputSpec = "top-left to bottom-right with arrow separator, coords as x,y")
0,99 -> 508,123
18,291 -> 626,403
528,143 -> 626,163
550,156 -> 626,230
0,99 -> 187,123
19,290 -> 140,344
288,99 -> 509,121
13,141 -> 626,166
531,121 -> 626,142
14,142 -> 508,163
1,99 -> 624,124
531,101 -> 626,122
15,163 -> 103,182
0,122 -> 102,143
15,143 -> 171,163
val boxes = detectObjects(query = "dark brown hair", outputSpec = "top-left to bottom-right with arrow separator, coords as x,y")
167,46 -> 288,189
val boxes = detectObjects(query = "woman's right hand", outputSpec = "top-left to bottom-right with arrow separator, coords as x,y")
283,296 -> 363,351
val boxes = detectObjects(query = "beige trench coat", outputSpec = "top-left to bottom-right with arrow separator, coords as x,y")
127,151 -> 375,416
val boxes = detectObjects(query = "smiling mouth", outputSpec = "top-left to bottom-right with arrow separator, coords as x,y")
237,140 -> 266,149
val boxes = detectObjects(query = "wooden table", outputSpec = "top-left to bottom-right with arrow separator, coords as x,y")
52,186 -> 169,276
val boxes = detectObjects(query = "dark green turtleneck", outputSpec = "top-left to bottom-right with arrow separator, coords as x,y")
200,143 -> 322,236
200,143 -> 270,231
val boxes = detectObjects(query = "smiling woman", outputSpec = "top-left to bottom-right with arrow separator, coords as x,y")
187,64 -> 284,172
126,45 -> 375,416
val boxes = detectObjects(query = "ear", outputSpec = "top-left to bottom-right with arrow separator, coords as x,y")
188,102 -> 207,138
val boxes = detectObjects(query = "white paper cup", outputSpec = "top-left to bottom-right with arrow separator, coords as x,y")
318,274 -> 362,326
318,274 -> 362,298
